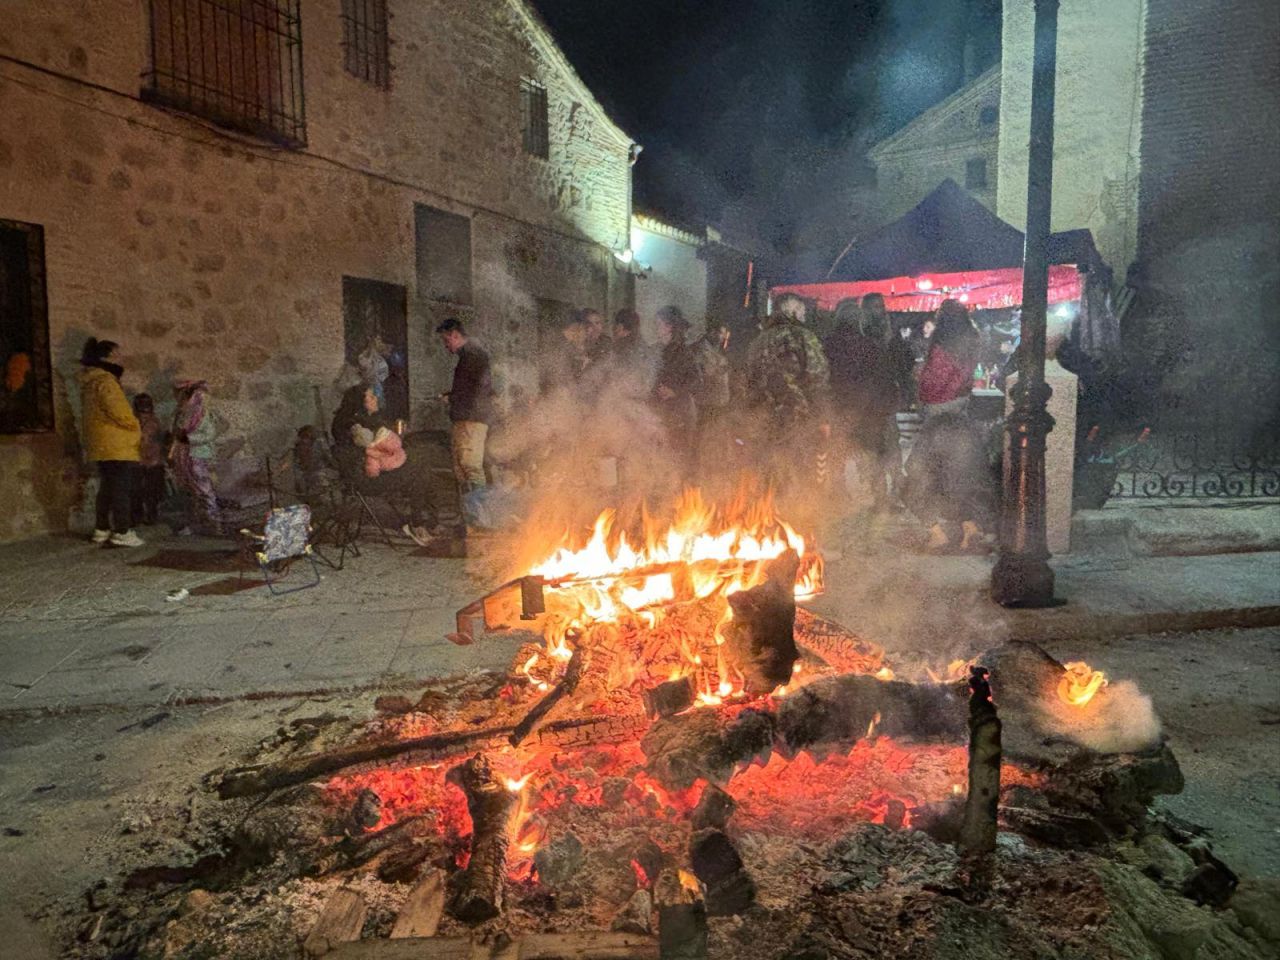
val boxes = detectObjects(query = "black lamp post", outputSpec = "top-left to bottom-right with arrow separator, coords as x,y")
992,0 -> 1061,608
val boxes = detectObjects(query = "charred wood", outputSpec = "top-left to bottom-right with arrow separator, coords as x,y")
958,667 -> 1002,860
794,608 -> 885,675
642,675 -> 696,720
642,707 -> 776,790
325,930 -> 659,959
721,550 -> 800,696
775,674 -> 967,754
509,646 -> 587,747
690,784 -> 736,832
689,829 -> 755,916
656,871 -> 708,960
446,754 -> 515,924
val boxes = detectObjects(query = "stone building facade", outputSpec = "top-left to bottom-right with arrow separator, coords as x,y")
998,0 -> 1279,372
866,65 -> 1001,227
0,0 -> 636,541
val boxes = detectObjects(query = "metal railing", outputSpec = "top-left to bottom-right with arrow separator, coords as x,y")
340,0 -> 390,89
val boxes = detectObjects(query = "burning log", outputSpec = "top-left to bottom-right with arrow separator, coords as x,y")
509,646 -> 587,747
642,675 -> 696,720
690,784 -> 736,832
446,754 -> 516,924
794,608 -> 885,675
721,550 -> 800,696
642,707 -> 777,790
775,674 -> 968,754
217,725 -> 518,799
958,667 -> 1002,860
656,870 -> 708,960
217,715 -> 649,799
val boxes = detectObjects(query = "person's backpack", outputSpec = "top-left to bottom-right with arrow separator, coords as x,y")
693,339 -> 731,412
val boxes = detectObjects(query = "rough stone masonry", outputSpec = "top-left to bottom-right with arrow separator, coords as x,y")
0,0 -> 636,541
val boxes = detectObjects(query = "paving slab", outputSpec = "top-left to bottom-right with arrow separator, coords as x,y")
0,530 -> 1277,713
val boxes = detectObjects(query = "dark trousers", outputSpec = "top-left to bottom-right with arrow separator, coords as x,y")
95,461 -> 136,534
131,465 -> 166,525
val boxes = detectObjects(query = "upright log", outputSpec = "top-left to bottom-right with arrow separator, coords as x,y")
958,666 -> 1002,860
721,550 -> 800,696
446,754 -> 516,923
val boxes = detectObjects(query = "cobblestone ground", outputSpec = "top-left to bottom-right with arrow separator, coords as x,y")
0,532 -> 527,711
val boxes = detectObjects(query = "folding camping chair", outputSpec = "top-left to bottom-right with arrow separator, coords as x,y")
239,503 -> 322,595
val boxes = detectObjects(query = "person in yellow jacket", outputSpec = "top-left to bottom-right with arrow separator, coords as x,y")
80,337 -> 145,547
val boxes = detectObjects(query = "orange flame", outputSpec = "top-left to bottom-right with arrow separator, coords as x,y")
1058,661 -> 1107,706
525,487 -> 824,693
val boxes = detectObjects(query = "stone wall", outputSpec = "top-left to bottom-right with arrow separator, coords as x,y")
869,67 -> 1001,228
997,0 -> 1145,279
0,0 -> 634,541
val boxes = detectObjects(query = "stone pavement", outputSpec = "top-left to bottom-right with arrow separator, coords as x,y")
1,530 -> 1278,714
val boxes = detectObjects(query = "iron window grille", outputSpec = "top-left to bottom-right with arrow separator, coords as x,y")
520,78 -> 549,159
144,0 -> 307,147
340,0 -> 390,89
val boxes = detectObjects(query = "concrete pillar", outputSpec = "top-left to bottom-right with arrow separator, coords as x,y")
1005,359 -> 1079,553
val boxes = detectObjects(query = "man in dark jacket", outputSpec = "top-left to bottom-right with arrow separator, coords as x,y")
437,318 -> 494,514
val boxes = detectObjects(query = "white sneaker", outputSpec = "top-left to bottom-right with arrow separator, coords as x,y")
108,530 -> 145,548
90,529 -> 111,544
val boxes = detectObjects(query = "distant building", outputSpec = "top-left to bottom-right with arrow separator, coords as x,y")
998,0 -> 1280,368
630,213 -> 763,348
0,0 -> 637,541
867,65 -> 1002,227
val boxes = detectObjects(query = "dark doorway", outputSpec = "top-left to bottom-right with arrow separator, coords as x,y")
0,219 -> 53,433
342,276 -> 409,422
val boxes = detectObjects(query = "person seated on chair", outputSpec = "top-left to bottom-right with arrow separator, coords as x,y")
330,385 -> 438,543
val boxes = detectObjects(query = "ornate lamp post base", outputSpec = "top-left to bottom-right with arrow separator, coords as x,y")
992,380 -> 1060,607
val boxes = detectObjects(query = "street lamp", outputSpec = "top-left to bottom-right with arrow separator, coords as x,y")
992,0 -> 1061,608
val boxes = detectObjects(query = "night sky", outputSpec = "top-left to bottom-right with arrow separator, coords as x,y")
532,0 -> 1000,256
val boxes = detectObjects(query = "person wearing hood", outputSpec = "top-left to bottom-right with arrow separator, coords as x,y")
79,337 -> 144,547
170,379 -> 221,535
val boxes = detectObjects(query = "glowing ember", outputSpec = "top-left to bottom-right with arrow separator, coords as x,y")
875,667 -> 894,681
1058,661 -> 1107,706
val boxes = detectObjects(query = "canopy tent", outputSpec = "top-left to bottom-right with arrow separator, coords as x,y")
773,179 -> 1107,313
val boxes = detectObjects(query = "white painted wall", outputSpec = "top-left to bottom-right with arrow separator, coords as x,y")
632,224 -> 707,342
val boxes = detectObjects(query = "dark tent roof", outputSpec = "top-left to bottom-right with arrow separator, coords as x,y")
796,179 -> 1105,283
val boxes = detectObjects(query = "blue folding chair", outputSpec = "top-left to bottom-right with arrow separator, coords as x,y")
239,504 -> 321,595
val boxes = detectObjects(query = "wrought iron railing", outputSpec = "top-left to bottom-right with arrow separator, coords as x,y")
1110,430 -> 1280,498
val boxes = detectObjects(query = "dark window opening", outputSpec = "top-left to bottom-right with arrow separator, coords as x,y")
340,0 -> 390,89
143,0 -> 306,147
414,204 -> 473,305
343,277 -> 409,422
979,105 -> 999,126
521,78 -> 549,159
0,219 -> 54,434
965,157 -> 989,190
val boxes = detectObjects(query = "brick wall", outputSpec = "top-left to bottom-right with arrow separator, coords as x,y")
0,0 -> 635,541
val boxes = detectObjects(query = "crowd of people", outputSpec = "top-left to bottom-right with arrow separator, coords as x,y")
77,290 -> 1000,553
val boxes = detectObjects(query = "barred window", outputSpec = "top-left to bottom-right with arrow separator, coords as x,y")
341,0 -> 390,89
520,78 -> 549,159
144,0 -> 306,147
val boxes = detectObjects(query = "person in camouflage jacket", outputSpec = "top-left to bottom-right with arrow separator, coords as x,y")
745,294 -> 830,428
